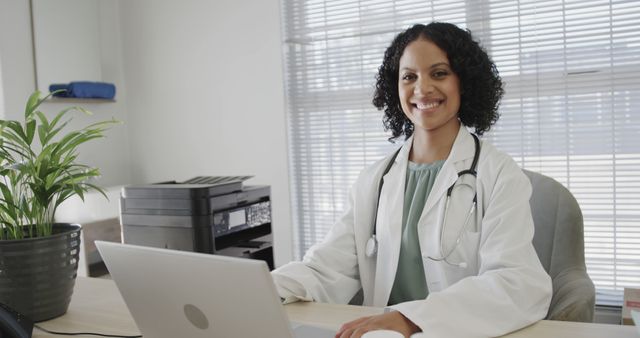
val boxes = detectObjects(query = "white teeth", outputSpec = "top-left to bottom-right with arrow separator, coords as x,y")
416,101 -> 440,110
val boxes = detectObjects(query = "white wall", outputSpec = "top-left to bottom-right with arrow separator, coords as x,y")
118,0 -> 293,265
0,0 -> 293,265
0,0 -> 37,119
0,0 -> 132,187
31,0 -> 103,93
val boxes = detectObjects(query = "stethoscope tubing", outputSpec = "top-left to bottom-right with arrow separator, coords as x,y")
426,197 -> 476,266
365,134 -> 480,267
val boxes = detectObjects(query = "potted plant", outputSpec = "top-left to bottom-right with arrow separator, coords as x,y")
0,91 -> 118,321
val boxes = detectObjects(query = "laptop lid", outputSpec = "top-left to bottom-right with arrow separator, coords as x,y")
95,241 -> 294,338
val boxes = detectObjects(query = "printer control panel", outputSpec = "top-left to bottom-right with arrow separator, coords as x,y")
212,201 -> 271,237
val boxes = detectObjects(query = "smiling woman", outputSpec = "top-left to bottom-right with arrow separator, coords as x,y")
282,0 -> 640,319
273,22 -> 552,338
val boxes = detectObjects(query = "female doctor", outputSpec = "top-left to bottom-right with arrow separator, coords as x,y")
272,22 -> 552,338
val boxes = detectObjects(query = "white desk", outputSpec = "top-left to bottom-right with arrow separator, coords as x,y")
34,277 -> 637,338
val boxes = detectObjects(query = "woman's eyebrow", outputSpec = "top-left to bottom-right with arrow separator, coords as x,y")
430,62 -> 450,69
400,63 -> 450,72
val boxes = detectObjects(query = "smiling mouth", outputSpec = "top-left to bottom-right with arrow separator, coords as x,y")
413,101 -> 442,110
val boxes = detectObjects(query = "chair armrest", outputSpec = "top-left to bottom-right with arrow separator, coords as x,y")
547,268 -> 595,322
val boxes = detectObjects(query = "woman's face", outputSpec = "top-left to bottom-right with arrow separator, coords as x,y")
398,38 -> 461,136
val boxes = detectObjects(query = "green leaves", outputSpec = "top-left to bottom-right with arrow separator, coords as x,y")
24,91 -> 42,118
0,91 -> 119,240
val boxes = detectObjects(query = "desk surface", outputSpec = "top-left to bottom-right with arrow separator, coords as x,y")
34,277 -> 637,338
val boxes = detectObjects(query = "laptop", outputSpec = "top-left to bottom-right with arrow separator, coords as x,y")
95,241 -> 337,338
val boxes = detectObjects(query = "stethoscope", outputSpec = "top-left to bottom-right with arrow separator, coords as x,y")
365,134 -> 480,269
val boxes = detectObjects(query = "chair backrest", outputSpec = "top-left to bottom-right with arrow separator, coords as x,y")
523,169 -> 595,322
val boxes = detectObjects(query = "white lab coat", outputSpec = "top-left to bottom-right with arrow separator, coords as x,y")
272,127 -> 552,338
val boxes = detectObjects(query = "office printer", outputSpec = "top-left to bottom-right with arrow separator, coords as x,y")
120,176 -> 273,269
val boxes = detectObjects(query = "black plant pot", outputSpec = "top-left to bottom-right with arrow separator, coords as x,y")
0,223 -> 81,322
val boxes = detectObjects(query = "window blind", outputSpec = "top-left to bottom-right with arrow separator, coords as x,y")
281,0 -> 640,306
0,60 -> 4,117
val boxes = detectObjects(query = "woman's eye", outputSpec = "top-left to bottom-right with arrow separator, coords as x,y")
401,74 -> 416,81
433,70 -> 449,78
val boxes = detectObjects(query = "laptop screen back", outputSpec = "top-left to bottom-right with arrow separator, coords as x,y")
96,241 -> 294,338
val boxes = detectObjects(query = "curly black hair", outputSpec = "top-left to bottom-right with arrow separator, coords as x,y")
373,22 -> 504,141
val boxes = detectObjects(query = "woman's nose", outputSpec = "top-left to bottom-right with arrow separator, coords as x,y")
414,77 -> 434,95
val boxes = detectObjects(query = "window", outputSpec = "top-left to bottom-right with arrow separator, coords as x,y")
281,0 -> 640,306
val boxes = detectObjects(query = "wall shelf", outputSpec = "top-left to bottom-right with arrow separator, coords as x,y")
45,97 -> 116,103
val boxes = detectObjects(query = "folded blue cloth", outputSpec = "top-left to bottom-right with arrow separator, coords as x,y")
49,82 -> 116,99
49,84 -> 70,97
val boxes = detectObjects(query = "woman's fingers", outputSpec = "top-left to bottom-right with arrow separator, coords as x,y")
336,316 -> 373,338
334,311 -> 420,338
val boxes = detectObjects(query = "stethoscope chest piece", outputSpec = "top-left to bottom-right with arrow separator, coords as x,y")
365,235 -> 378,258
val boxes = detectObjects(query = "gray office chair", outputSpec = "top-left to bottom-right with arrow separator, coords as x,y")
523,169 -> 595,322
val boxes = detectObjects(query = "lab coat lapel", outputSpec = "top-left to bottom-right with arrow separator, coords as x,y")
418,127 -> 476,232
372,138 -> 411,306
371,129 -> 477,306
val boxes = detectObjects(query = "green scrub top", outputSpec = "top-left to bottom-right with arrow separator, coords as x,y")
387,160 -> 444,306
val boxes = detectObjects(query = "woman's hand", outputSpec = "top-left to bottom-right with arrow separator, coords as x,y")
335,310 -> 421,338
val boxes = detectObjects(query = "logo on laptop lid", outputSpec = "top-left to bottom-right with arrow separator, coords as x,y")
183,304 -> 209,330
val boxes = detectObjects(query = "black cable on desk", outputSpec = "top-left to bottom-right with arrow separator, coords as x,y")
35,324 -> 142,337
